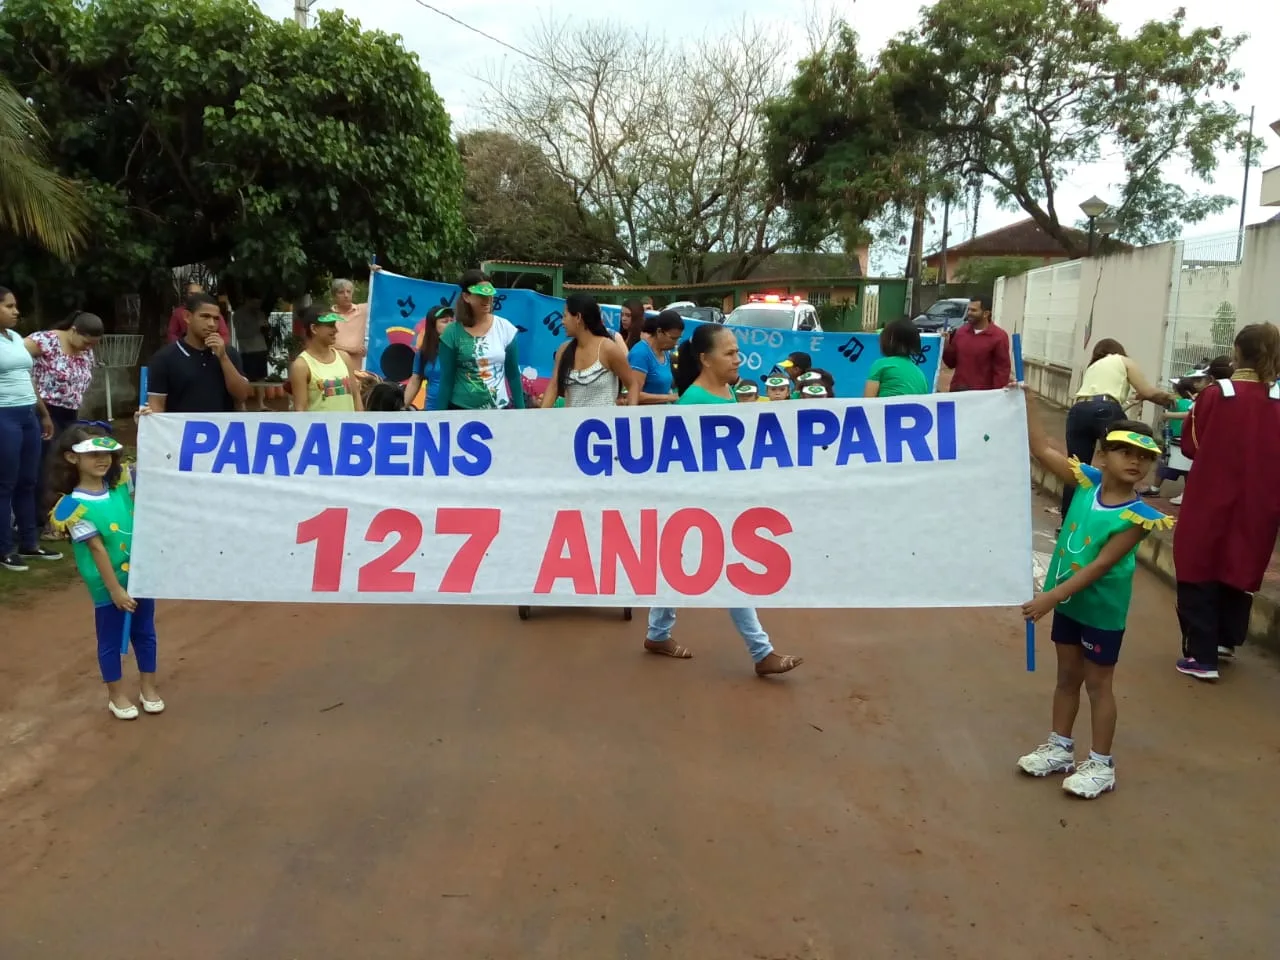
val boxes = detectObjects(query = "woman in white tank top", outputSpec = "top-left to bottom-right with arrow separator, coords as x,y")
541,295 -> 640,409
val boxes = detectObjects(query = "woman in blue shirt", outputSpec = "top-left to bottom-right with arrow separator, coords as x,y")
626,309 -> 684,404
402,305 -> 454,410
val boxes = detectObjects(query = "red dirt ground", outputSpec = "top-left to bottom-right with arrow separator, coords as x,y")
2,499 -> 1279,959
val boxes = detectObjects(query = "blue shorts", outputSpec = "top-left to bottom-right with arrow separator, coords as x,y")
1051,611 -> 1123,666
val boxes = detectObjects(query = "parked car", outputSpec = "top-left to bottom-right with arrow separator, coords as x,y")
913,297 -> 970,333
725,295 -> 821,333
670,304 -> 725,324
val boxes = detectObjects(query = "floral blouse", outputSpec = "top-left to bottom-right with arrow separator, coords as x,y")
29,330 -> 95,411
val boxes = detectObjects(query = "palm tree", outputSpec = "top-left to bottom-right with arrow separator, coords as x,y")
0,74 -> 87,260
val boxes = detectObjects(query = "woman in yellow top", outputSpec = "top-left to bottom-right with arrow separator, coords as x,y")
1062,339 -> 1171,516
289,307 -> 364,412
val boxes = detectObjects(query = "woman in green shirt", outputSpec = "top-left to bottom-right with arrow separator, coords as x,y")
430,270 -> 526,411
864,317 -> 931,398
644,324 -> 803,677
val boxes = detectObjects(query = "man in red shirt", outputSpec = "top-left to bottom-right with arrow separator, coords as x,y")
166,281 -> 229,344
942,295 -> 1011,391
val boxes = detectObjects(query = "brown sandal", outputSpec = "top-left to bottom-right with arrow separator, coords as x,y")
644,639 -> 693,659
755,654 -> 803,677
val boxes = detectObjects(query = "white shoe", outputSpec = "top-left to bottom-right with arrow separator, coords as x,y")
1217,645 -> 1236,660
1169,494 -> 1183,506
140,693 -> 165,714
1063,757 -> 1116,798
1017,741 -> 1075,777
108,700 -> 139,721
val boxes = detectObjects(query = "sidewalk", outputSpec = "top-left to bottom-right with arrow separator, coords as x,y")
1028,395 -> 1280,656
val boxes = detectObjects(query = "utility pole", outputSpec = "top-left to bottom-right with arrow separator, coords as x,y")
939,198 -> 951,286
1237,106 -> 1255,262
294,0 -> 314,27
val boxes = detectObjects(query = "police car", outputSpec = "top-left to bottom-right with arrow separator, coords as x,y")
725,294 -> 821,333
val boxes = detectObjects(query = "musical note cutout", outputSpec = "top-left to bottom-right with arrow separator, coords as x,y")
541,311 -> 564,337
396,295 -> 416,319
836,336 -> 864,364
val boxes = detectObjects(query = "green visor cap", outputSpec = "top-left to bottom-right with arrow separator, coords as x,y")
313,313 -> 341,325
71,436 -> 123,453
466,281 -> 497,296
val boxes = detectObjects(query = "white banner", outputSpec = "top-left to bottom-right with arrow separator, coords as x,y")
130,391 -> 1032,607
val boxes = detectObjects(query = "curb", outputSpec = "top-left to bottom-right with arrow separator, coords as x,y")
1029,462 -> 1280,656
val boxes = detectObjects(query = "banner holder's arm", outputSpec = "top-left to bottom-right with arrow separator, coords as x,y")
1012,333 -> 1035,673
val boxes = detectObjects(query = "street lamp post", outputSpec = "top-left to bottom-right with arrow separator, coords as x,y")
1079,195 -> 1109,256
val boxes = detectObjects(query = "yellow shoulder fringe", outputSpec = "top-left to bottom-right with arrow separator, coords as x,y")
1118,508 -> 1176,533
49,496 -> 88,534
1068,457 -> 1093,489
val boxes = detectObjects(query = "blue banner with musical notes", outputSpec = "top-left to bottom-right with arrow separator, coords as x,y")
366,270 -> 941,397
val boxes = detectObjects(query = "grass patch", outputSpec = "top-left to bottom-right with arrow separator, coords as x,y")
0,538 -> 80,607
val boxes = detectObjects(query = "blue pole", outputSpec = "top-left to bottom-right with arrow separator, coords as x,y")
121,367 -> 148,656
1012,334 -> 1034,672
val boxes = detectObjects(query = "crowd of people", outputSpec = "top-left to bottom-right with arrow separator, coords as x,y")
4,274 -> 1280,804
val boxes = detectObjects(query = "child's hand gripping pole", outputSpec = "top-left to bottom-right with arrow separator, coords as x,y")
121,367 -> 148,656
1012,333 -> 1035,673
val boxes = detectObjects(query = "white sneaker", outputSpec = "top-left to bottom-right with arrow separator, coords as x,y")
1017,741 -> 1075,777
1063,757 -> 1115,798
1217,645 -> 1236,660
1169,494 -> 1183,506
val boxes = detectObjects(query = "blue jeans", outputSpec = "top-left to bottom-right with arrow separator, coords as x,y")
95,599 -> 158,683
0,404 -> 41,556
647,607 -> 773,663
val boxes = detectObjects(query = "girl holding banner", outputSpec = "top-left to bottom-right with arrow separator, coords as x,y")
47,426 -> 163,721
642,324 -> 804,677
1018,395 -> 1171,799
541,295 -> 639,409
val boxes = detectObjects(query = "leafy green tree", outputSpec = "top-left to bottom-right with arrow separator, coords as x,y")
767,0 -> 1260,259
1211,301 -> 1237,351
0,75 -> 87,261
458,130 -> 626,279
0,0 -> 465,322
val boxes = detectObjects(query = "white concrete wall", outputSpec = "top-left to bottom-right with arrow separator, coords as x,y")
1238,221 -> 1280,326
1073,243 -> 1176,398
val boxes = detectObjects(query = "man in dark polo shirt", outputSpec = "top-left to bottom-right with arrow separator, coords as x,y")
942,295 -> 1012,391
147,292 -> 253,412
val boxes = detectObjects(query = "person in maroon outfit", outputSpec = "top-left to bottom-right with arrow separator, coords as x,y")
942,295 -> 1012,391
166,281 -> 229,344
1173,323 -> 1280,681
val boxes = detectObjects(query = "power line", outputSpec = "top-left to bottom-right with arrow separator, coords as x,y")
404,0 -> 542,64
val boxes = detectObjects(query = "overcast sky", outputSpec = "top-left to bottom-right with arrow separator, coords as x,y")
256,0 -> 1279,263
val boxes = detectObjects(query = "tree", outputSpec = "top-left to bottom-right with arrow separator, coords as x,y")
0,0 -> 465,322
457,130 -> 625,278
484,19 -> 807,284
0,75 -> 88,261
767,0 -> 1260,260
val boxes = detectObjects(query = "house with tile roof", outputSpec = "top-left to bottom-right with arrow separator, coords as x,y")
925,217 -> 1097,281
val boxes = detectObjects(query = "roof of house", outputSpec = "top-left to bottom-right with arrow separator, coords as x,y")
924,217 -> 1094,266
643,250 -> 863,283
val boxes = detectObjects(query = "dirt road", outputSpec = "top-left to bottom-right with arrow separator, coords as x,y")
2,501 -> 1279,959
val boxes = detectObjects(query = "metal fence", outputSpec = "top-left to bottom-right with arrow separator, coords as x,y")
1160,230 -> 1243,383
1020,260 -> 1081,368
